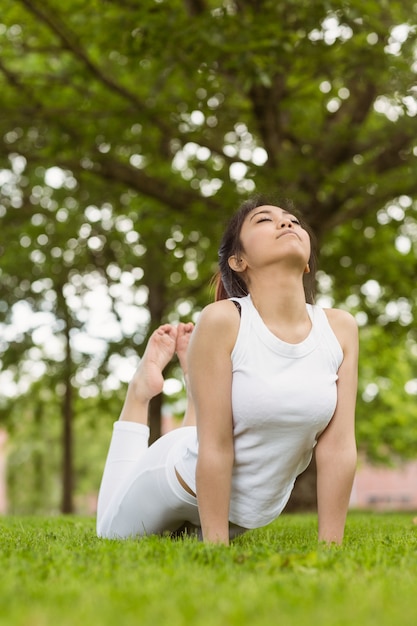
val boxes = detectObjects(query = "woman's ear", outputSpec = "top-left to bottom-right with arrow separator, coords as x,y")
228,255 -> 247,273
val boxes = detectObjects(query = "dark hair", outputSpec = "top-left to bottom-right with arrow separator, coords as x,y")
214,194 -> 317,304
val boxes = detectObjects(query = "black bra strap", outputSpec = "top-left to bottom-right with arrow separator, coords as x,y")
232,300 -> 241,316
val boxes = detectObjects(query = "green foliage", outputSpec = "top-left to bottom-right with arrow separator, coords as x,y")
1,0 -> 417,511
2,376 -> 123,514
4,382 -> 62,514
0,513 -> 417,626
320,206 -> 417,460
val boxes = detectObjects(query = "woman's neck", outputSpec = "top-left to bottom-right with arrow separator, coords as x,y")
248,278 -> 311,344
247,273 -> 309,325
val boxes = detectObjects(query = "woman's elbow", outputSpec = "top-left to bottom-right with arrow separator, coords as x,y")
316,439 -> 357,470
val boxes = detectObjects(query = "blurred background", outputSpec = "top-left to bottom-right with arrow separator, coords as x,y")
0,0 -> 417,516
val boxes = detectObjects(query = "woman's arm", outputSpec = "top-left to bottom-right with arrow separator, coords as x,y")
315,309 -> 359,544
187,301 -> 240,545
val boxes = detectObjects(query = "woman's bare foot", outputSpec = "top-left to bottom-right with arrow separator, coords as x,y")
176,322 -> 196,427
134,324 -> 178,401
176,322 -> 194,374
119,325 -> 177,422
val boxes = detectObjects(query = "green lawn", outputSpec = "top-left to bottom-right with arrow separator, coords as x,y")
1,512 -> 416,626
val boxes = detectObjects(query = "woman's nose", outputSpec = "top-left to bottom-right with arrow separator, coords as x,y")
279,218 -> 292,228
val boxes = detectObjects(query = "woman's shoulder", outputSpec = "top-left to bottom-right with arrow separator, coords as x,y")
322,307 -> 358,348
191,300 -> 241,354
323,307 -> 357,327
198,299 -> 241,328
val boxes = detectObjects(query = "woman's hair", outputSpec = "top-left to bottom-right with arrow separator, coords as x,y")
214,194 -> 318,304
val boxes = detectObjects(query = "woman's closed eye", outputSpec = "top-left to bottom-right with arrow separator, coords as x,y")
256,216 -> 301,225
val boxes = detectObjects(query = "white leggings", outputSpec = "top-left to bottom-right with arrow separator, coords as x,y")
96,421 -> 247,541
96,422 -> 201,539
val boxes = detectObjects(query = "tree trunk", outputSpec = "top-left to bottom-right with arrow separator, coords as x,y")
149,395 -> 163,445
0,429 -> 8,514
60,292 -> 74,514
146,264 -> 168,443
33,401 -> 44,512
61,371 -> 74,513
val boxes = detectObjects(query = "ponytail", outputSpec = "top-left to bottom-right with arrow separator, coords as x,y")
212,272 -> 229,301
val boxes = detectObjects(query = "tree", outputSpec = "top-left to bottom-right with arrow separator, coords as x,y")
1,0 -> 417,512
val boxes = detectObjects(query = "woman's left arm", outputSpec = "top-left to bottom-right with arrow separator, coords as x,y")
315,309 -> 359,544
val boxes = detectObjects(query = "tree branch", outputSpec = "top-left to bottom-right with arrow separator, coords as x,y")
0,59 -> 44,113
183,0 -> 207,16
318,79 -> 378,167
89,155 -> 221,214
324,175 -> 417,233
248,75 -> 288,166
17,0 -> 172,134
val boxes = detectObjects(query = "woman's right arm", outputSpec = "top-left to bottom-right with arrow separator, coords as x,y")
187,301 -> 240,545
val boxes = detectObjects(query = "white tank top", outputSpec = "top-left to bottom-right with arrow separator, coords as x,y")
176,295 -> 343,529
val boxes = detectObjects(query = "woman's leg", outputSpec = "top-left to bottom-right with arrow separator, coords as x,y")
97,324 -> 177,521
96,324 -> 199,539
97,426 -> 200,539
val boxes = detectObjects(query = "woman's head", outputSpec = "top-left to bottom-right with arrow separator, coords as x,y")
215,194 -> 317,303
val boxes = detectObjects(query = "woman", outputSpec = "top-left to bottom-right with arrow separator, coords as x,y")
97,195 -> 358,545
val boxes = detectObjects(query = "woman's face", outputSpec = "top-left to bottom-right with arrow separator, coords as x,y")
231,205 -> 311,272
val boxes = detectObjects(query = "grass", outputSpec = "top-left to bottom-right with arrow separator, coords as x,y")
0,512 -> 417,626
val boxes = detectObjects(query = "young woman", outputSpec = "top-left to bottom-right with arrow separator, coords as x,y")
96,195 -> 358,545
